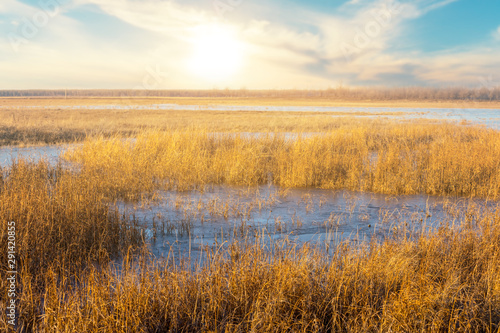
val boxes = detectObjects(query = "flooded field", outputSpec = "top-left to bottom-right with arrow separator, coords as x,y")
1,102 -> 499,168
2,0 -> 499,326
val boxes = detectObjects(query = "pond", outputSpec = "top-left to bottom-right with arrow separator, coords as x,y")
118,185 -> 491,263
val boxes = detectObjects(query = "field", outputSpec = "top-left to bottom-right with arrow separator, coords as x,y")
1,98 -> 500,332
2,96 -> 500,147
0,105 -> 404,147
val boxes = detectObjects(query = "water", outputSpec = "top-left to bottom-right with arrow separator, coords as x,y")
0,144 -> 78,168
120,185 -> 492,262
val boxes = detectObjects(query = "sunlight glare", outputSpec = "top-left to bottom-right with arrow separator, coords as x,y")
188,24 -> 243,81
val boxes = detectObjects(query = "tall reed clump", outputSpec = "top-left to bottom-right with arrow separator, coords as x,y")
11,205 -> 500,332
64,130 -> 280,198
0,159 -> 141,331
64,121 -> 500,199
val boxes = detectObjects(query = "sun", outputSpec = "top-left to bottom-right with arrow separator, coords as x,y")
187,24 -> 244,81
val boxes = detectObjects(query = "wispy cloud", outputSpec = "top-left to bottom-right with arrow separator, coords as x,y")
80,0 -> 207,37
494,26 -> 500,41
416,0 -> 459,15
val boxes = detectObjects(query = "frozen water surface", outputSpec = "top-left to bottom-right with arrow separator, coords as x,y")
0,144 -> 80,168
117,185 -> 494,263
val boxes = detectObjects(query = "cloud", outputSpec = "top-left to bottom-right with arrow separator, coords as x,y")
494,26 -> 500,41
415,48 -> 500,85
427,0 -> 459,8
1,0 -> 497,89
0,0 -> 32,15
0,0 -> 165,89
80,0 -> 208,38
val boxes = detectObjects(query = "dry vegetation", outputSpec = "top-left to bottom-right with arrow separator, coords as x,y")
1,160 -> 500,332
65,121 -> 500,199
1,95 -> 499,147
0,160 -> 141,274
0,105 -> 407,147
27,218 -> 500,332
3,105 -> 500,331
2,86 -> 500,101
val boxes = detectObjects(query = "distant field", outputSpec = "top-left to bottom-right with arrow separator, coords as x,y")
0,98 -> 409,147
2,97 -> 500,147
2,96 -> 500,108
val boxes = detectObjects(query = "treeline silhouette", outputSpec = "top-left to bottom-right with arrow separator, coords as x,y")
1,87 -> 500,101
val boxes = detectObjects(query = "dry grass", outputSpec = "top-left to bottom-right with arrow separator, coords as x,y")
3,109 -> 500,331
1,154 -> 500,331
0,105 -> 405,147
0,160 -> 141,277
65,121 -> 500,199
1,96 -> 500,147
2,176 -> 500,332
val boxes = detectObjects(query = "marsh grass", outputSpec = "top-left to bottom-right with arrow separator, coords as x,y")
65,121 -> 500,199
0,105 -> 407,147
2,201 -> 500,332
3,117 -> 500,331
0,160 -> 142,288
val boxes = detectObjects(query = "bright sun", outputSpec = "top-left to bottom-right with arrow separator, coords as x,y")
188,24 -> 243,81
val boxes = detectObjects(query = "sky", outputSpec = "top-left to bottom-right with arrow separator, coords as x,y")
0,0 -> 499,89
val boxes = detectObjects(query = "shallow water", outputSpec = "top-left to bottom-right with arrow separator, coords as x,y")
0,144 -> 79,168
120,185 -> 492,263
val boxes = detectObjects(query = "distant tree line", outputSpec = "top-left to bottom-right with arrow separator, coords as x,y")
1,87 -> 500,101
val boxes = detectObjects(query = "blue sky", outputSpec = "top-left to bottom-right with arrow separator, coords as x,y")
0,0 -> 499,89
